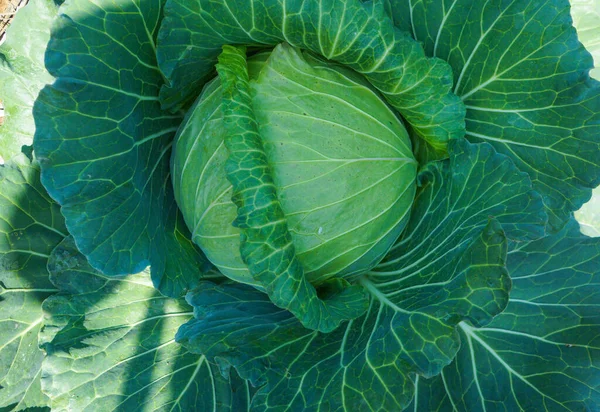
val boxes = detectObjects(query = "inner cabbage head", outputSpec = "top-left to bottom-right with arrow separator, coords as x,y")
171,43 -> 418,288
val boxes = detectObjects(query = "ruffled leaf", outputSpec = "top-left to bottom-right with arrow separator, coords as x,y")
158,0 -> 465,161
389,0 -> 600,231
215,44 -> 368,332
32,0 -> 216,297
405,219 -> 600,411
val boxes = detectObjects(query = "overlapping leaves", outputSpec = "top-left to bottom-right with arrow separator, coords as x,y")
388,0 -> 600,231
32,0 -> 214,297
11,0 -> 600,411
405,219 -> 600,411
217,44 -> 369,333
40,236 -> 252,412
158,0 -> 465,161
0,154 -> 65,411
176,139 -> 546,410
0,152 -> 252,411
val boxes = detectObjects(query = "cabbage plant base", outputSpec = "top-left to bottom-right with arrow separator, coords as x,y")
0,0 -> 598,410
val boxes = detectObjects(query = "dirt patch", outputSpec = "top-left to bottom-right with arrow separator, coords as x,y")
1,0 -> 29,44
0,0 -> 27,126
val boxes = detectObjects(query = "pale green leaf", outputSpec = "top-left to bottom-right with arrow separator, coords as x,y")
0,0 -> 56,161
571,0 -> 600,79
572,0 -> 600,235
40,236 -> 252,412
0,154 -> 66,411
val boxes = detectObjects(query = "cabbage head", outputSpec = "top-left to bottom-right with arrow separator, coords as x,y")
172,44 -> 417,289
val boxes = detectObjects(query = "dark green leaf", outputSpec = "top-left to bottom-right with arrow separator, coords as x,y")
388,0 -> 600,230
158,0 -> 465,161
32,0 -> 215,297
405,219 -> 600,411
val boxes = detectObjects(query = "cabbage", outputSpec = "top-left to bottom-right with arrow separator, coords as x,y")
173,44 -> 417,288
0,0 -> 598,410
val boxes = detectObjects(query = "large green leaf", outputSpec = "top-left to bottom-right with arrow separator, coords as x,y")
389,0 -> 600,231
32,0 -> 215,297
405,218 -> 600,411
40,236 -> 252,412
0,0 -> 56,161
176,139 -> 547,410
158,0 -> 465,161
0,154 -> 66,411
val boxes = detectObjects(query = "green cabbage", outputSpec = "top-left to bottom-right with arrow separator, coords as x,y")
0,0 -> 598,410
172,44 -> 417,288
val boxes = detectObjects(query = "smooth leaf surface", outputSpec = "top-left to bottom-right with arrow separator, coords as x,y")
0,154 -> 66,411
389,0 -> 600,230
158,0 -> 465,161
0,0 -> 56,161
40,236 -> 252,412
32,0 -> 215,297
405,219 -> 600,411
176,139 -> 549,411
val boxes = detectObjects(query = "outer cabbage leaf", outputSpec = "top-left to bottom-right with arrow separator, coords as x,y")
0,154 -> 66,411
176,139 -> 547,411
32,0 -> 216,297
389,0 -> 600,231
0,0 -> 56,161
158,0 -> 465,161
404,219 -> 600,411
40,236 -> 252,412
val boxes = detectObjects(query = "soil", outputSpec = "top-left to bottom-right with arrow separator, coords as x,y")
1,0 -> 28,40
